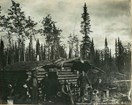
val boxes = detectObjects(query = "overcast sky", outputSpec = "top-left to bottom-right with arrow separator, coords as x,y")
0,0 -> 131,54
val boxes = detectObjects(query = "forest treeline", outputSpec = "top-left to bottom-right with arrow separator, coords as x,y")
0,1 -> 131,76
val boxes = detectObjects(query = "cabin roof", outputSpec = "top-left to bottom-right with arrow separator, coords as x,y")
42,57 -> 105,74
4,61 -> 50,71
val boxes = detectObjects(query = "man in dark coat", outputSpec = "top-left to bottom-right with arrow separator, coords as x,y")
27,70 -> 38,104
40,73 -> 48,101
77,71 -> 91,102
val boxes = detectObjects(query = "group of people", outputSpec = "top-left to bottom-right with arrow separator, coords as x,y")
3,70 -> 38,104
40,73 -> 76,104
4,70 -> 103,104
5,70 -> 76,104
39,70 -> 102,104
77,70 -> 102,104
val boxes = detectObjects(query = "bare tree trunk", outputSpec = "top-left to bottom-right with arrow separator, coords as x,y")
18,40 -> 21,62
21,41 -> 25,61
47,43 -> 51,60
7,35 -> 11,65
6,49 -> 9,65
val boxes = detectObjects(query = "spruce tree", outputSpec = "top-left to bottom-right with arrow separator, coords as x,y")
0,38 -> 5,68
104,38 -> 110,72
100,50 -> 104,68
95,50 -> 100,67
90,38 -> 95,64
115,39 -> 118,58
123,43 -> 131,75
104,38 -> 109,63
117,38 -> 124,73
80,3 -> 92,60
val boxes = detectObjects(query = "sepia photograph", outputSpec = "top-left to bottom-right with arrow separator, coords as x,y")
0,0 -> 131,105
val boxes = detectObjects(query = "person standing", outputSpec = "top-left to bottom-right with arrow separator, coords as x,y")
77,71 -> 91,102
61,80 -> 74,105
40,73 -> 48,101
27,70 -> 38,104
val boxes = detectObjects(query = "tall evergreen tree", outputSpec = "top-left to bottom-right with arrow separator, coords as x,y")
116,38 -> 125,73
95,50 -> 100,67
123,43 -> 131,75
100,50 -> 104,68
0,38 -> 5,68
108,49 -> 113,70
104,38 -> 111,72
90,38 -> 95,64
104,38 -> 109,63
80,3 -> 92,60
115,39 -> 118,59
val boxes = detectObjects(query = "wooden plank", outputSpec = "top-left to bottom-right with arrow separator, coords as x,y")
58,76 -> 78,80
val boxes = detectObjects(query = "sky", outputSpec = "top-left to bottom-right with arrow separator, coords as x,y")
0,0 -> 131,54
